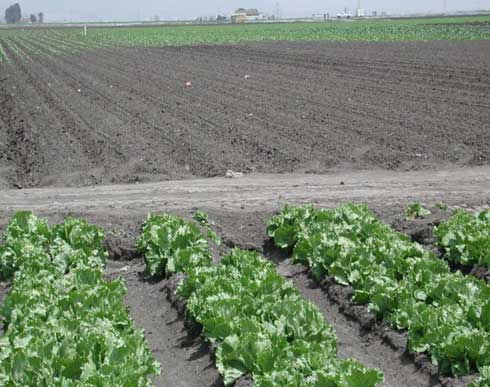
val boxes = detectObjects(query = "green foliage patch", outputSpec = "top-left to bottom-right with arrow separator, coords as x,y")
182,249 -> 383,387
138,212 -> 383,386
0,211 -> 159,386
405,202 -> 431,220
268,204 -> 490,378
137,213 -> 212,277
436,210 -> 490,267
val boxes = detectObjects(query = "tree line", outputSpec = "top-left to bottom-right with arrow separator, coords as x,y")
5,3 -> 44,24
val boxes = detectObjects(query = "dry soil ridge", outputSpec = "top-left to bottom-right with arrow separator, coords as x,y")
1,167 -> 489,217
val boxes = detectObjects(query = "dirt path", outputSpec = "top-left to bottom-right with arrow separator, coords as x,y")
1,167 -> 489,220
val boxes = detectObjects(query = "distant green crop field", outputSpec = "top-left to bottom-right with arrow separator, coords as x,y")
0,15 -> 489,62
80,16 -> 490,45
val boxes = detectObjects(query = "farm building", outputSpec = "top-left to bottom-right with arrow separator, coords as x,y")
231,8 -> 264,23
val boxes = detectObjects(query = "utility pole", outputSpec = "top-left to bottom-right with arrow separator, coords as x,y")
275,2 -> 281,19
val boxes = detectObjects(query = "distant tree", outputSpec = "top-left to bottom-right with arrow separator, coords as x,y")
38,12 -> 44,23
30,13 -> 37,23
5,3 -> 22,24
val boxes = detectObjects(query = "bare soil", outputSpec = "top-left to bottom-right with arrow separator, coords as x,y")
1,41 -> 489,188
105,261 -> 223,387
1,167 -> 489,224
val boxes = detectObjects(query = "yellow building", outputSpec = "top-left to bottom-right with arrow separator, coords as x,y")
231,12 -> 247,23
231,8 -> 261,23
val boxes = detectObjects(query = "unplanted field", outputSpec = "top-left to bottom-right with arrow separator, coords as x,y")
0,40 -> 490,188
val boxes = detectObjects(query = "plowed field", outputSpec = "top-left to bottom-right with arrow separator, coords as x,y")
1,40 -> 489,188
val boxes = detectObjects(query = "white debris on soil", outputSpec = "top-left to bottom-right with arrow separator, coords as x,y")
225,170 -> 244,178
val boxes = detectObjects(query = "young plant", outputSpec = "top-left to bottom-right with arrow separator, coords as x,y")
193,210 -> 222,246
405,202 -> 431,220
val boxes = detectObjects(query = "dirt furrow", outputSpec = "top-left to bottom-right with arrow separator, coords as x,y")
105,260 -> 223,387
76,45 -> 487,170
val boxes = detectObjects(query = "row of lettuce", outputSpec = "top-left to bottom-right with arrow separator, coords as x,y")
0,212 -> 159,385
0,204 -> 487,385
137,213 -> 384,386
267,204 -> 490,385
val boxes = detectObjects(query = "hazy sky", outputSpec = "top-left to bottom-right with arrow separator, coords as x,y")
2,0 -> 489,22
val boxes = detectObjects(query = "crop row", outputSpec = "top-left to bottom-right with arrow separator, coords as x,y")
0,41 -> 8,63
0,212 -> 159,385
2,38 -> 32,62
268,203 -> 490,385
1,206 -> 487,385
36,17 -> 490,46
137,213 -> 384,386
0,15 -> 488,63
0,31 -> 104,63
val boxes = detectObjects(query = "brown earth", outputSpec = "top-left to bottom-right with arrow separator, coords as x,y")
105,261 -> 223,387
0,40 -> 489,189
